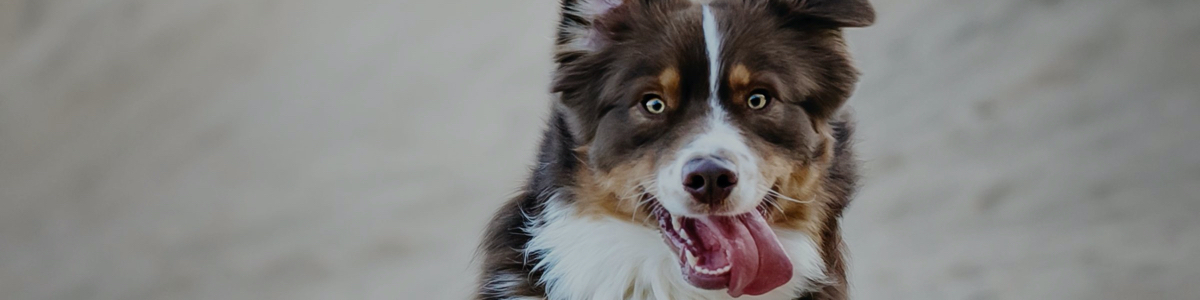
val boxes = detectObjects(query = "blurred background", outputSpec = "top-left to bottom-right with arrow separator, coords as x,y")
1,0 -> 1197,299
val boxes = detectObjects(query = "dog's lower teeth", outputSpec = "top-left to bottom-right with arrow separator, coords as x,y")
684,250 -> 731,275
691,265 -> 731,275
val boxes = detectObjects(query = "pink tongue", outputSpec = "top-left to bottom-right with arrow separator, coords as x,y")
695,211 -> 793,297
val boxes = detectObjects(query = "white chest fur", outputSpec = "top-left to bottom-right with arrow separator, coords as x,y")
524,205 -> 828,300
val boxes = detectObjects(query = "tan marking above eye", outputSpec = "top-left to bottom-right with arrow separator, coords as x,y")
729,64 -> 752,89
729,64 -> 762,108
657,67 -> 681,108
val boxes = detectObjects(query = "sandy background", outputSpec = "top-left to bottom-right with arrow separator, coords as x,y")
1,0 -> 1197,299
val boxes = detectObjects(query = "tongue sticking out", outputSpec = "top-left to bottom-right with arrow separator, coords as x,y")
689,210 -> 792,297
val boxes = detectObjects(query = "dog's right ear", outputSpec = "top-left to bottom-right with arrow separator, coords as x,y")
774,0 -> 875,28
554,0 -> 632,63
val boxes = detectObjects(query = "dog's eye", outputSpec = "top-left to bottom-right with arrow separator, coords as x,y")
643,95 -> 666,114
747,92 -> 770,110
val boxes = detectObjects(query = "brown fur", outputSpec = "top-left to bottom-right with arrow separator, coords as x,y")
658,67 -> 683,109
572,146 -> 658,222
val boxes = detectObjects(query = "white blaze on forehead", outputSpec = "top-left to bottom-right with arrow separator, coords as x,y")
699,5 -> 733,149
702,5 -> 722,106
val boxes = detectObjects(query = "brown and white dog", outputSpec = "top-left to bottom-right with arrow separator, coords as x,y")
478,0 -> 873,299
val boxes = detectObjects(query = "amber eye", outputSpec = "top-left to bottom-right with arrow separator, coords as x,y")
643,95 -> 666,114
747,92 -> 769,110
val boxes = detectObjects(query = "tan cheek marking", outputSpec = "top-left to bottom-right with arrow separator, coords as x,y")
775,164 -> 829,238
658,67 -> 681,109
760,122 -> 839,245
573,149 -> 658,224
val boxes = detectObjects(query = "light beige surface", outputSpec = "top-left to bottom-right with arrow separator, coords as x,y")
1,0 -> 1198,299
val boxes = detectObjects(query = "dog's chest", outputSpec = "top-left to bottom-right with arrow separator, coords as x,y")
523,209 -> 826,300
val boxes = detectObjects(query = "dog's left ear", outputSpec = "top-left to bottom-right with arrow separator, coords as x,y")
777,0 -> 875,28
554,0 -> 633,63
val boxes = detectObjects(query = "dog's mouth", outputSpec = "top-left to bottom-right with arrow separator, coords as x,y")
651,202 -> 792,297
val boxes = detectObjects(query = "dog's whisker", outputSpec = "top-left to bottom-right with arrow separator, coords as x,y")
638,195 -> 659,224
625,177 -> 659,223
766,196 -> 786,214
637,195 -> 656,206
760,192 -> 792,222
632,191 -> 658,223
631,199 -> 641,222
767,189 -> 813,204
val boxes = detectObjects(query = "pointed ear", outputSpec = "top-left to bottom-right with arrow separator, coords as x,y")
780,0 -> 875,28
554,0 -> 631,62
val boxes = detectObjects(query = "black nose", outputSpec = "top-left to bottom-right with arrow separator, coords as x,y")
682,158 -> 738,206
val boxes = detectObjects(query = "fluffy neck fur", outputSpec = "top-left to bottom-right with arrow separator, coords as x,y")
523,197 -> 828,300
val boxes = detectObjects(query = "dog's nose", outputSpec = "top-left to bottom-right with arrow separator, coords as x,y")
682,158 -> 737,206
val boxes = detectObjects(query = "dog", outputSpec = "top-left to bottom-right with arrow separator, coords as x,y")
478,0 -> 873,299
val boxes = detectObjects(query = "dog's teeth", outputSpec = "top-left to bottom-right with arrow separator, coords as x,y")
690,264 -> 732,275
672,216 -> 693,245
684,253 -> 732,276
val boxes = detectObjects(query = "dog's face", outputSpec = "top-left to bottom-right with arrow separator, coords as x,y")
552,0 -> 871,296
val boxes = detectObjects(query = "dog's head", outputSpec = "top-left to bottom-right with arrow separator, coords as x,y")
551,0 -> 871,296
